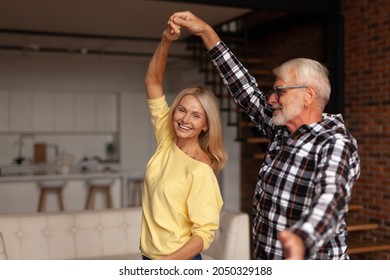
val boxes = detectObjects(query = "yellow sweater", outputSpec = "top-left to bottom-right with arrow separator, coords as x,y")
140,96 -> 223,259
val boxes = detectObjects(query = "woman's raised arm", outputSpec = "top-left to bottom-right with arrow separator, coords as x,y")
144,21 -> 181,99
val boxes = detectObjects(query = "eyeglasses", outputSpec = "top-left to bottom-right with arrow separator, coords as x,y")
266,85 -> 307,101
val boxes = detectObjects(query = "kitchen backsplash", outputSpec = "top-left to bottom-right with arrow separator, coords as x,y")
0,133 -> 118,165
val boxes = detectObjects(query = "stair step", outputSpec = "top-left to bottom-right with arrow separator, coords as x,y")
349,204 -> 364,211
247,137 -> 269,144
239,121 -> 255,127
244,57 -> 265,64
254,153 -> 266,159
347,220 -> 379,232
348,242 -> 390,255
249,69 -> 272,76
259,81 -> 275,88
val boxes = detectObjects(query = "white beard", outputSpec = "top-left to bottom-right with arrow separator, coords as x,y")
272,98 -> 304,126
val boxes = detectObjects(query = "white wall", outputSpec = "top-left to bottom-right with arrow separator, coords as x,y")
0,52 -> 152,166
0,50 -> 240,211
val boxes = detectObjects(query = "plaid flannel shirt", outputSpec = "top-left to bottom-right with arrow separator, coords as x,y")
209,41 -> 360,259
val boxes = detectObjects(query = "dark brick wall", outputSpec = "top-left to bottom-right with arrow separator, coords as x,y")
239,0 -> 390,259
342,0 -> 390,259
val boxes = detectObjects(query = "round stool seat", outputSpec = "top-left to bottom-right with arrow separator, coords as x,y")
85,178 -> 115,209
37,180 -> 67,212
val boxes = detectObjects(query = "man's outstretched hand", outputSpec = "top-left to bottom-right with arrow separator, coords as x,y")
278,230 -> 305,260
169,11 -> 220,50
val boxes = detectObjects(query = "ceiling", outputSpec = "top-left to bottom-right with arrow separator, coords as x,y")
0,0 -> 252,58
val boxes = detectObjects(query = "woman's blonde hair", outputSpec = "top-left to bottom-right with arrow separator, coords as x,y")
168,86 -> 228,174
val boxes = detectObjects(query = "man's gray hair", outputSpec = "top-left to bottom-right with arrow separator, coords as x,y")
273,58 -> 331,110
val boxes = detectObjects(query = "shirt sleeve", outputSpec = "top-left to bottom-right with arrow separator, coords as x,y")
186,168 -> 223,250
208,41 -> 275,139
290,136 -> 358,258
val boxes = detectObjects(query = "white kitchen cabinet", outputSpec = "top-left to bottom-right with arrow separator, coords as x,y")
54,93 -> 75,131
1,91 -> 117,133
75,93 -> 96,132
9,90 -> 33,132
33,91 -> 54,131
0,91 -> 9,131
96,93 -> 117,132
74,92 -> 118,132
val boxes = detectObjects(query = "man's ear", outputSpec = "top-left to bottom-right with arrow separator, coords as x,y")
304,87 -> 316,106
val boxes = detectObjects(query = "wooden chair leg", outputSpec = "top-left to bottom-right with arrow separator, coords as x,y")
58,189 -> 65,211
85,185 -> 114,209
38,188 -> 47,212
130,180 -> 142,206
86,187 -> 96,209
37,180 -> 67,212
105,186 -> 113,208
131,183 -> 137,206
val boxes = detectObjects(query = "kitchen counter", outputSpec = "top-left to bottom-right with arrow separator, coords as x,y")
0,170 -> 126,183
0,166 -> 129,214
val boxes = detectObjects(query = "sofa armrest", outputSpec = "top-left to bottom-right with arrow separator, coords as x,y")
203,210 -> 250,260
0,232 -> 8,260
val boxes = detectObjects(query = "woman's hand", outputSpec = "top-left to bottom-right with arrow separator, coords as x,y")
161,235 -> 203,260
163,20 -> 181,42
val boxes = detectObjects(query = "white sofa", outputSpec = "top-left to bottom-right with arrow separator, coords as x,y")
0,207 -> 250,260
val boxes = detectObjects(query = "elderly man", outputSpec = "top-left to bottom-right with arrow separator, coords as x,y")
170,11 -> 360,260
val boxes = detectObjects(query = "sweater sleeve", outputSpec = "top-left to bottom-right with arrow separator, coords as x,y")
186,168 -> 223,250
146,95 -> 173,146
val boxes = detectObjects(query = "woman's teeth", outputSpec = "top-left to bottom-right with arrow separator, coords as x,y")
179,123 -> 191,130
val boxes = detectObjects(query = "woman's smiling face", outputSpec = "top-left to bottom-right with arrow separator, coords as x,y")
172,95 -> 208,141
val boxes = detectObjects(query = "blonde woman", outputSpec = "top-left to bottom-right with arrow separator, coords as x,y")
140,19 -> 227,260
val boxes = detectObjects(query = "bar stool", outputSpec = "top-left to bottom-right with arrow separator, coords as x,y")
126,172 -> 144,207
85,178 -> 115,209
37,180 -> 67,212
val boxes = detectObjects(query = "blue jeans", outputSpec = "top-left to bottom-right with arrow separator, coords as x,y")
142,254 -> 202,260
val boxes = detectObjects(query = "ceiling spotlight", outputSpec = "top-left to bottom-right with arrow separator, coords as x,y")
80,47 -> 88,55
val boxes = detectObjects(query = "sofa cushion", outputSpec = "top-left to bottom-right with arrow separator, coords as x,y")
0,207 -> 250,260
0,207 -> 142,260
